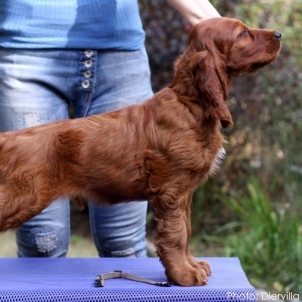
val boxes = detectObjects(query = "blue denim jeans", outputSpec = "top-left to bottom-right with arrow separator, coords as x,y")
0,47 -> 153,258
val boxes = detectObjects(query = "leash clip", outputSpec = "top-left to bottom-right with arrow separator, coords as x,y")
158,282 -> 174,287
94,270 -> 173,287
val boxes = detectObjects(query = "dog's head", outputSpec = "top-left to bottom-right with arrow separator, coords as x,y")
171,17 -> 282,128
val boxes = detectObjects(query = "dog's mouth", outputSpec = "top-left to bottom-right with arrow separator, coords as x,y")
248,60 -> 273,73
227,58 -> 276,77
249,48 -> 281,73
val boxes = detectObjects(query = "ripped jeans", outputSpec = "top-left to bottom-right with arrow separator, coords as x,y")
0,47 -> 152,258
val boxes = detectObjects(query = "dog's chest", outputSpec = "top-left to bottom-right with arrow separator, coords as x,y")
209,147 -> 226,176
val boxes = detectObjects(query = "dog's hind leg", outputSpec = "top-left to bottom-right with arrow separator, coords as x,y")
0,182 -> 58,232
0,169 -> 64,232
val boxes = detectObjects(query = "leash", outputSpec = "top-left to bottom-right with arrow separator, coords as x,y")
95,270 -> 173,287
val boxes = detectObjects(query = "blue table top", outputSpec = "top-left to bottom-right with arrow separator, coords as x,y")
0,257 -> 256,302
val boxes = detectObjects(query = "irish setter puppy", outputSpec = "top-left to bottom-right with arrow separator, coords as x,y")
0,18 -> 281,286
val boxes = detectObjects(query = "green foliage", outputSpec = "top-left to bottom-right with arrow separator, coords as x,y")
212,180 -> 302,294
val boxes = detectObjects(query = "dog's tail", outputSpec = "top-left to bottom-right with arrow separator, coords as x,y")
0,132 -> 8,173
0,133 -> 23,231
0,134 -> 12,232
0,133 -> 8,168
0,133 -> 36,232
0,133 -> 7,231
0,134 -> 5,151
0,133 -> 7,177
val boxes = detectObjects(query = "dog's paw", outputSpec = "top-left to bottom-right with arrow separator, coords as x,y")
166,264 -> 208,286
189,258 -> 211,276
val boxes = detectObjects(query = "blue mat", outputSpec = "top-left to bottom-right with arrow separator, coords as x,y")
0,257 -> 256,302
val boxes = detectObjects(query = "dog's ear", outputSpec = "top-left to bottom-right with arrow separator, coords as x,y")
186,47 -> 233,129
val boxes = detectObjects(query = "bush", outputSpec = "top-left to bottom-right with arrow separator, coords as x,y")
208,180 -> 302,294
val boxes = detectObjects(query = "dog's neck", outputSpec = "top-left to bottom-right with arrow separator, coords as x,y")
169,77 -> 200,101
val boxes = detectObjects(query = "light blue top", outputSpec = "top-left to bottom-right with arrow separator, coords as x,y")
0,0 -> 145,50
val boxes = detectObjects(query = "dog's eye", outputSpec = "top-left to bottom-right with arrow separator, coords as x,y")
238,29 -> 248,38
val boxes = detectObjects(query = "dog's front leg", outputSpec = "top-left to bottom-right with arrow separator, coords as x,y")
153,191 -> 210,286
185,203 -> 211,278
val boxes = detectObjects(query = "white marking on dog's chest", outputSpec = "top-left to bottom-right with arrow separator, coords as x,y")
209,147 -> 226,176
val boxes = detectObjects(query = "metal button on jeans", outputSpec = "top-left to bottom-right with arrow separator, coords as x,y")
84,50 -> 94,58
84,60 -> 92,68
83,70 -> 92,78
81,80 -> 90,89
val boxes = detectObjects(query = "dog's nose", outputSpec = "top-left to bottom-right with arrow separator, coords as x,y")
274,31 -> 282,40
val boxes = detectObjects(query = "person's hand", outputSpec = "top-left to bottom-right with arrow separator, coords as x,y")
167,0 -> 221,26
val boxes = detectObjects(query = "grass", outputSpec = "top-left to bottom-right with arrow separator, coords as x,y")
204,179 -> 302,294
0,230 -> 17,257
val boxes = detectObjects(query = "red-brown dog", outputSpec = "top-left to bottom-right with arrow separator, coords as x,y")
0,18 -> 281,286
